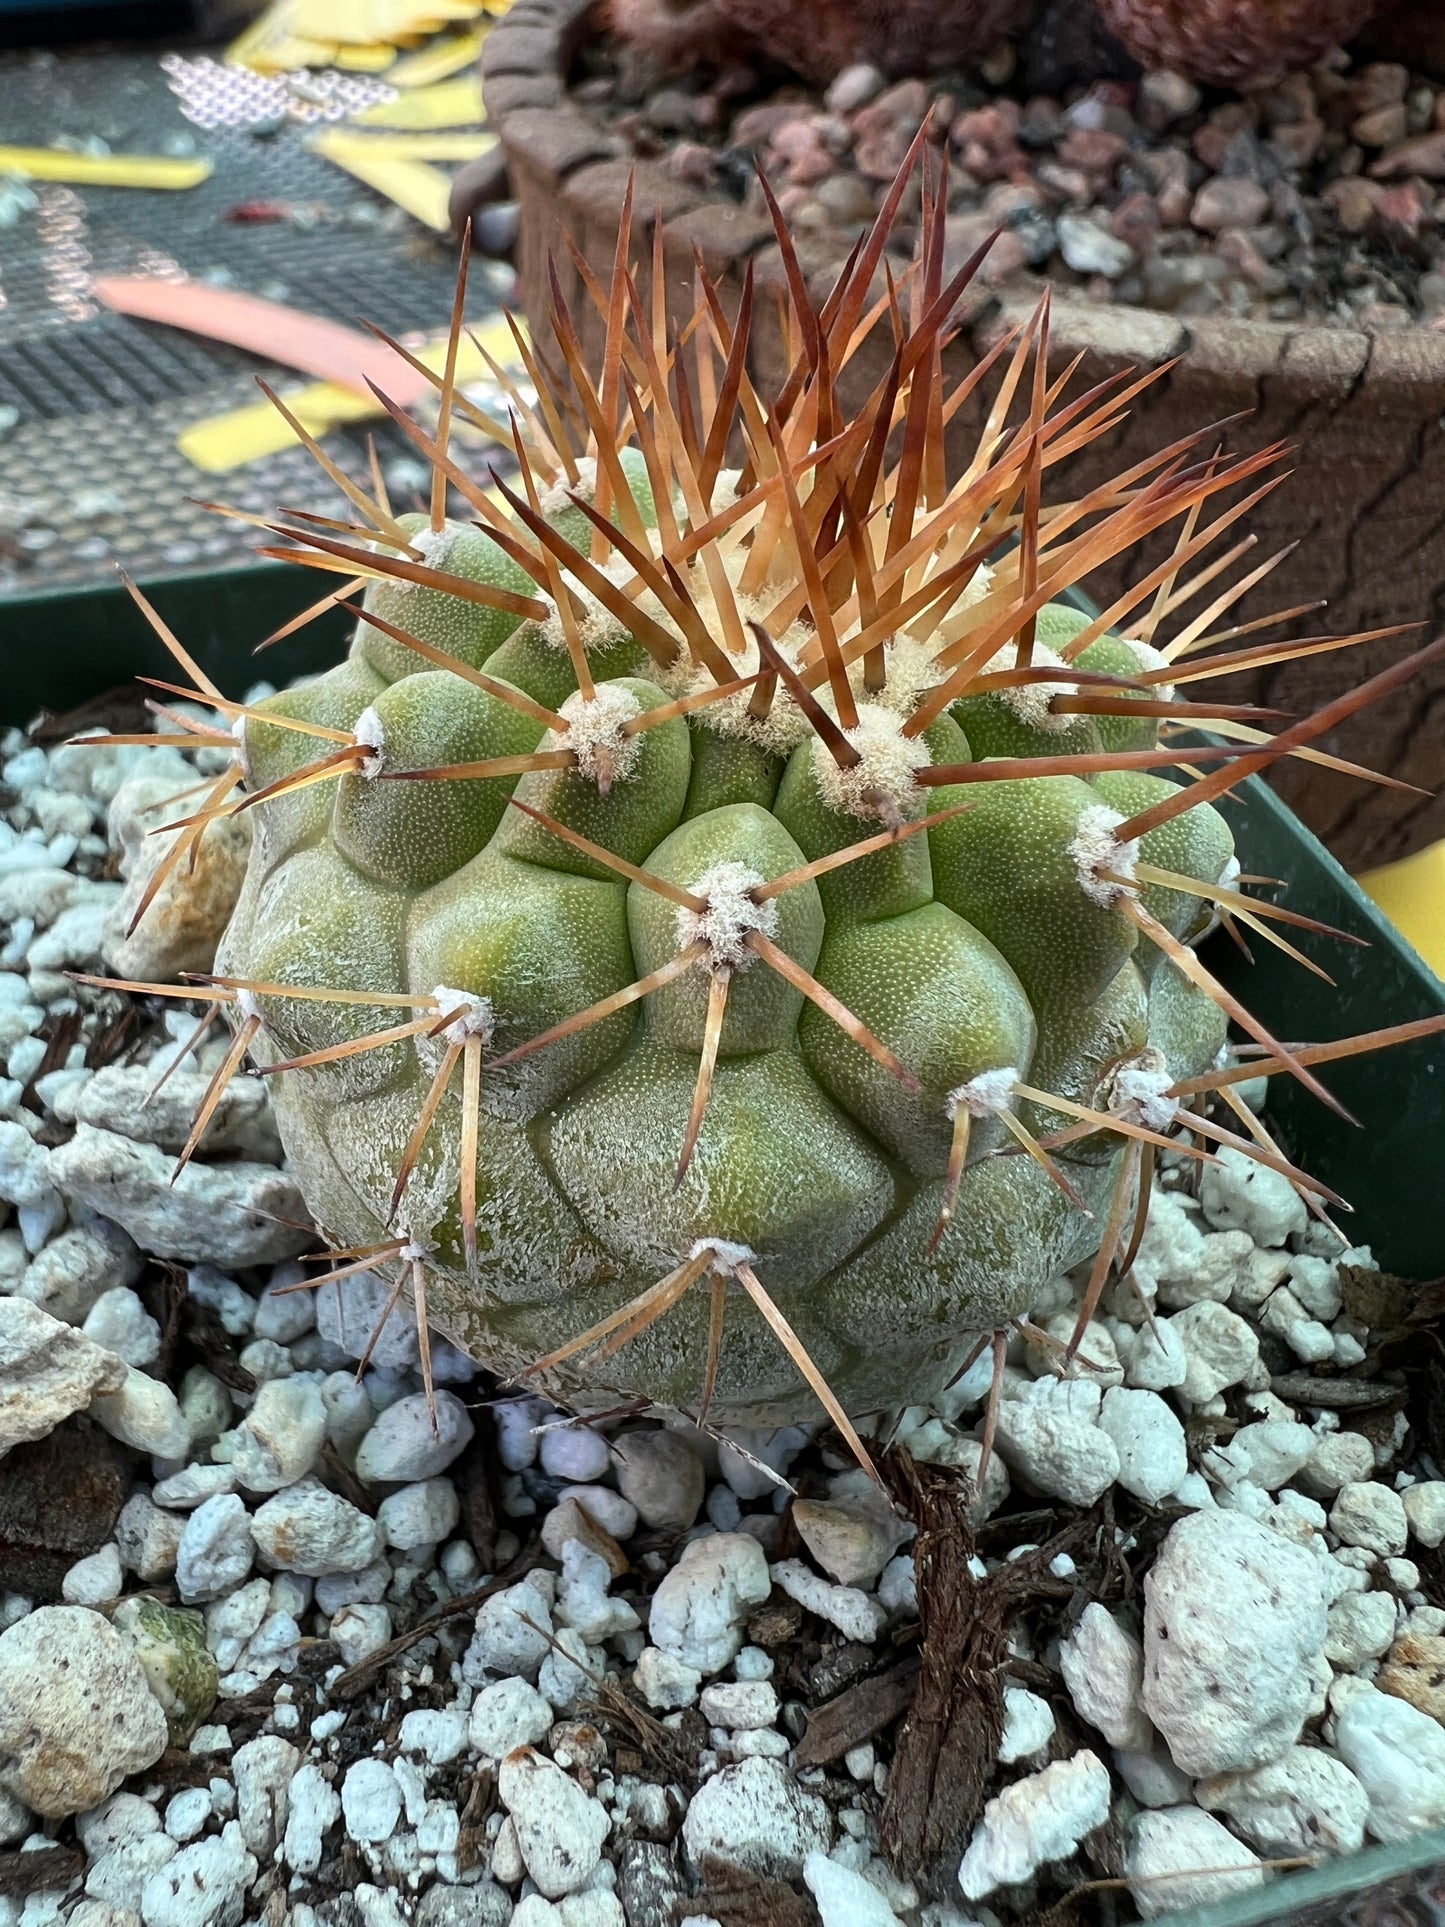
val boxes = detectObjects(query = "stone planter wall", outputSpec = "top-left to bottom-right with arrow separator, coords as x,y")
484,0 -> 1445,872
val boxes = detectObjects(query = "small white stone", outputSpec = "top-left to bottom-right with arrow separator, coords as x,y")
377,1479 -> 460,1553
1059,1605 -> 1153,1750
538,1423 -> 612,1485
992,1378 -> 1119,1507
611,1429 -> 706,1531
163,1789 -> 212,1845
1125,1807 -> 1263,1918
1097,1388 -> 1186,1506
251,1266 -> 315,1345
494,1398 -> 546,1470
81,1288 -> 160,1369
1403,1481 -> 1445,1549
998,1687 -> 1055,1765
175,1495 -> 253,1605
1199,1146 -> 1307,1245
0,1606 -> 168,1818
250,1478 -> 384,1576
559,1485 -> 636,1541
281,1764 -> 340,1875
62,1544 -> 123,1607
682,1756 -> 830,1881
328,1602 -> 391,1667
803,1851 -> 903,1927
770,1562 -> 887,1645
1168,1302 -> 1260,1402
230,1378 -> 326,1494
1332,1482 -> 1409,1558
91,1367 -> 190,1460
354,1390 -> 474,1483
877,1554 -> 916,1619
539,1627 -> 601,1714
648,1533 -> 771,1676
497,1749 -> 609,1900
1142,1509 -> 1328,1776
1325,1591 -> 1398,1669
698,1681 -> 778,1731
555,1542 -> 640,1645
1300,1430 -> 1376,1499
1112,1747 -> 1192,1809
1124,1318 -> 1187,1392
463,1576 -> 556,1683
1196,1746 -> 1368,1856
958,1751 -> 1111,1900
231,1735 -> 299,1858
139,1825 -> 257,1927
77,1792 -> 164,1859
1334,1684 -> 1445,1840
468,1677 -> 554,1758
342,1759 -> 402,1845
634,1646 -> 702,1710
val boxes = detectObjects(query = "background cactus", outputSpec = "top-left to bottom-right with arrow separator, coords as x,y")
99,149 -> 1443,1463
1092,0 -> 1395,86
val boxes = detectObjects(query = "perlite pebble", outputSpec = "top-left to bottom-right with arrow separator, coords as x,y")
648,1533 -> 771,1676
250,1479 -> 384,1575
1334,1684 -> 1445,1840
463,1576 -> 556,1683
378,1479 -> 460,1552
139,1823 -> 257,1927
698,1681 -> 779,1731
1195,1747 -> 1368,1857
62,1544 -> 124,1607
498,1749 -> 609,1898
958,1751 -> 1111,1899
1142,1509 -> 1328,1776
354,1391 -> 474,1483
469,1677 -> 554,1758
176,1496 -> 254,1605
1125,1807 -> 1263,1918
681,1756 -> 831,1882
1059,1605 -> 1153,1750
1097,1388 -> 1186,1506
770,1561 -> 888,1644
230,1378 -> 326,1493
342,1760 -> 402,1846
998,1687 -> 1055,1765
538,1422 -> 613,1485
282,1765 -> 341,1874
1169,1301 -> 1260,1402
1331,1482 -> 1409,1557
1404,1481 -> 1445,1548
92,1367 -> 191,1460
803,1850 -> 904,1926
1199,1146 -> 1307,1246
0,1606 -> 168,1817
992,1378 -> 1120,1506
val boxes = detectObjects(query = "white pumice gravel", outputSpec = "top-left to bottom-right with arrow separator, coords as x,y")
4,714 -> 1445,1924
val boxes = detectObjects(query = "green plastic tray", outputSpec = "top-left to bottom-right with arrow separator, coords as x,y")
3,560 -> 1445,1923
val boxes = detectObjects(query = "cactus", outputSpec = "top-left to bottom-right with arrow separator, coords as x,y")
607,0 -> 1033,85
90,146 -> 1445,1474
1092,0 -> 1393,86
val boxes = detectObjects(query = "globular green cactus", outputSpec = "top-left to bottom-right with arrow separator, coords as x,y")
101,152 -> 1443,1465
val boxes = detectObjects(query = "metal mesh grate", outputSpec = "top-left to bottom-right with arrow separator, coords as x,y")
0,43 -> 508,596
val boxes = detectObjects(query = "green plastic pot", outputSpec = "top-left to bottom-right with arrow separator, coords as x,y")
3,560 -> 1444,1921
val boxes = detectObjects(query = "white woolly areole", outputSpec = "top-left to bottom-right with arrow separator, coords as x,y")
1101,1048 -> 1179,1134
855,634 -> 946,720
675,862 -> 778,972
229,712 -> 251,782
352,706 -> 387,780
234,988 -> 262,1025
981,640 -> 1076,732
537,455 -> 599,519
1123,635 -> 1174,705
399,1235 -> 435,1265
1069,803 -> 1139,909
539,570 -> 632,659
655,598 -> 816,758
430,984 -> 494,1047
708,467 -> 743,515
559,684 -> 644,785
689,1237 -> 757,1276
815,703 -> 931,821
945,1065 -> 1020,1121
386,523 -> 454,594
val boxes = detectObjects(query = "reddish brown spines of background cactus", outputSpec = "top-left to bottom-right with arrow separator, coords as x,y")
1094,0 -> 1393,86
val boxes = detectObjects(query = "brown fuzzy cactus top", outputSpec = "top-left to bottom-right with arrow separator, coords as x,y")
608,0 -> 1033,84
1094,0 -> 1395,85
